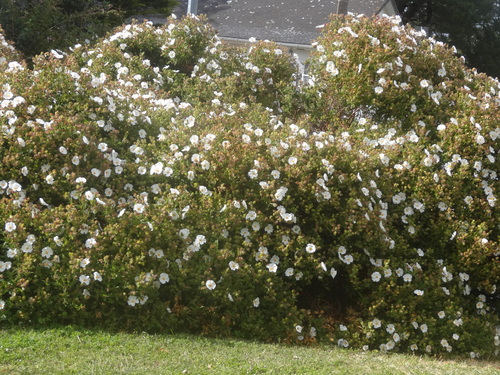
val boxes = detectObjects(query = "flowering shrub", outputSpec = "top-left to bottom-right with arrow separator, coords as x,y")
0,15 -> 498,357
0,26 -> 24,70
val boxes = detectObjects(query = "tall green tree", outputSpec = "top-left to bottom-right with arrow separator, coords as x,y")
0,0 -> 177,61
395,0 -> 500,78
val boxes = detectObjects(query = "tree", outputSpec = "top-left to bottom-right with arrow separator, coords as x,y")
395,0 -> 500,78
108,0 -> 178,16
0,0 -> 177,61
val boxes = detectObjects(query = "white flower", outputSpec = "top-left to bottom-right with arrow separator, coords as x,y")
374,86 -> 383,94
41,246 -> 53,258
372,318 -> 382,329
403,274 -> 413,282
338,339 -> 349,348
159,273 -> 170,284
255,246 -> 269,261
453,318 -> 463,327
275,186 -> 288,201
404,207 -> 414,216
80,258 -> 90,268
229,261 -> 239,271
414,289 -> 424,296
379,153 -> 389,166
371,272 -> 381,282
163,167 -> 173,177
201,160 -> 210,170
21,242 -> 33,253
288,156 -> 298,165
0,300 -> 4,309
259,181 -> 269,189
0,261 -> 11,272
330,267 -> 337,279
438,202 -> 448,211
271,170 -> 280,179
206,280 -> 216,290
75,177 -> 87,184
305,243 -> 316,253
93,272 -> 103,282
179,228 -> 190,239
150,162 -> 163,175
253,297 -> 260,307
326,61 -> 339,75
184,116 -> 196,128
285,267 -> 294,277
194,235 -> 206,246
266,263 -> 278,273
134,203 -> 145,213
438,64 -> 446,77
5,221 -> 16,232
413,201 -> 425,212
246,210 -> 257,220
248,169 -> 258,179
343,255 -> 354,264
6,181 -> 23,192
128,295 -> 139,306
79,275 -> 91,285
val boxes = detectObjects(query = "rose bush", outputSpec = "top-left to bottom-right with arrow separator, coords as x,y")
0,15 -> 498,357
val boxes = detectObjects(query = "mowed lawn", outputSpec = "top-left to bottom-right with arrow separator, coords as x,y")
0,326 -> 499,374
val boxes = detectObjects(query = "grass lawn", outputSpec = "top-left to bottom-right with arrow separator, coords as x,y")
0,326 -> 499,374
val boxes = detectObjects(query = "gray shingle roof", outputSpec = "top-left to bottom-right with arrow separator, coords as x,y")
174,0 -> 395,45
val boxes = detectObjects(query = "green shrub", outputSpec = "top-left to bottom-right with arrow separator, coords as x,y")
0,15 -> 498,358
0,26 -> 24,68
0,0 -> 177,63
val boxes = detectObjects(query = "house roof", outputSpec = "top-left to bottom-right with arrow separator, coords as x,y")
173,0 -> 398,45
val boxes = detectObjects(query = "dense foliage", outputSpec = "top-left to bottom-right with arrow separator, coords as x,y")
0,14 -> 498,358
395,0 -> 500,78
0,0 -> 177,62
